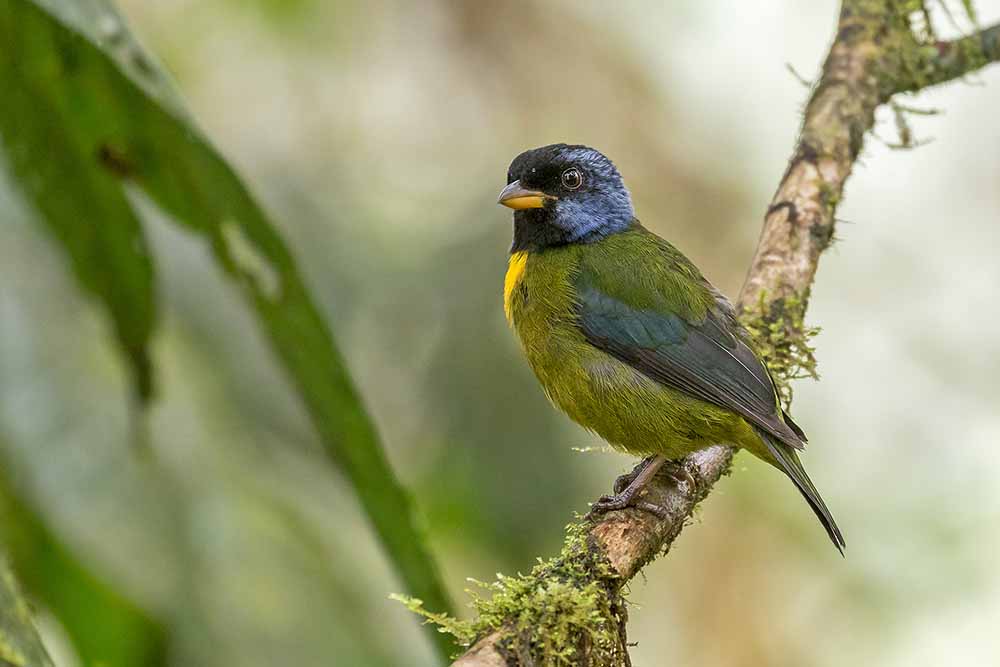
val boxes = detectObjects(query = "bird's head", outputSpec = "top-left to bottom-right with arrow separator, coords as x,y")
499,144 -> 634,252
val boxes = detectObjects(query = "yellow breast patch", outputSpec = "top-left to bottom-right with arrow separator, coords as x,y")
503,251 -> 528,324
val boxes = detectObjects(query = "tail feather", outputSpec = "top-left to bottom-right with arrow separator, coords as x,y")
781,409 -> 808,442
760,433 -> 845,555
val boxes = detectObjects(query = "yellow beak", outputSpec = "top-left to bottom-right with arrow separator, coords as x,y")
497,180 -> 554,210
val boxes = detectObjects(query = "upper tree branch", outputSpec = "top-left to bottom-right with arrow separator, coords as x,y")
452,3 -> 1000,665
895,21 -> 1000,93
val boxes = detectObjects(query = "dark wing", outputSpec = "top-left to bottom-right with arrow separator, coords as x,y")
575,279 -> 805,449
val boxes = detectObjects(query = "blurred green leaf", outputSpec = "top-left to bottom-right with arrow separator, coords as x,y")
0,452 -> 168,667
0,0 -> 454,658
0,0 -> 156,401
0,557 -> 54,667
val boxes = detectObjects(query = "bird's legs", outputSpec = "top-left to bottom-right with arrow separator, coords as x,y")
608,455 -> 656,494
590,455 -> 697,518
590,455 -> 667,517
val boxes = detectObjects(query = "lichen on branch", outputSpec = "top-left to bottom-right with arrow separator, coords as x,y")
740,290 -> 820,410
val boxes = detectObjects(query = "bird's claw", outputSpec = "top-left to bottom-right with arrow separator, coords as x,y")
590,492 -> 667,519
611,473 -> 632,496
661,461 -> 697,492
591,456 -> 697,520
612,455 -> 657,495
612,457 -> 697,495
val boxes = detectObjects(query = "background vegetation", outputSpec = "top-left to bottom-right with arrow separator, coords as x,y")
1,1 -> 999,665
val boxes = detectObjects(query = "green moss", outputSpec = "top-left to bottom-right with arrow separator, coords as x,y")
955,29 -> 989,76
872,0 -> 988,96
393,521 -> 630,666
812,182 -> 840,249
740,291 -> 820,410
818,181 -> 840,212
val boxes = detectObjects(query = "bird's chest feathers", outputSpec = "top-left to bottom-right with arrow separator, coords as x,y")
502,248 -> 582,354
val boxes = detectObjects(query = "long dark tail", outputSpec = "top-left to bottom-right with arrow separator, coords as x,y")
760,433 -> 846,555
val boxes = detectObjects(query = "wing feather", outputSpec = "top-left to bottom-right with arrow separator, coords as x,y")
575,277 -> 805,449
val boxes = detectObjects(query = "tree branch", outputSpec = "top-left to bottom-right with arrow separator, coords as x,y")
450,3 -> 1000,664
895,21 -> 1000,93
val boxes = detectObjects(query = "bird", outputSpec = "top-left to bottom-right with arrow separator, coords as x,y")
496,143 -> 845,553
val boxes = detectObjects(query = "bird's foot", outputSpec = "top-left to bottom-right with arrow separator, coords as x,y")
660,460 -> 697,492
590,491 -> 667,518
590,456 -> 698,520
590,455 -> 668,519
612,456 -> 658,494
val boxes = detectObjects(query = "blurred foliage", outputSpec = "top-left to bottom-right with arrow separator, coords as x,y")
0,0 -> 157,401
1,0 -> 452,661
0,556 -> 53,667
0,445 -> 167,666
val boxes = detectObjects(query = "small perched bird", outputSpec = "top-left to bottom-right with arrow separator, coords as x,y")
497,144 -> 844,553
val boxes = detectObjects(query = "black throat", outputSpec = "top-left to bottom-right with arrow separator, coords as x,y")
510,209 -> 570,253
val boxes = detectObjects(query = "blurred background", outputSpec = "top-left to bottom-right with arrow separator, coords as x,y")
2,0 -> 1000,665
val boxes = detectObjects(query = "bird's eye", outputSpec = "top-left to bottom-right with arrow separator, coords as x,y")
561,167 -> 583,190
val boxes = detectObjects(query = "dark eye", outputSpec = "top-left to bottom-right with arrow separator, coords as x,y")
561,167 -> 583,190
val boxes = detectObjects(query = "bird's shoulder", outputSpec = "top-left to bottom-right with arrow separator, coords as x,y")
575,221 -> 720,326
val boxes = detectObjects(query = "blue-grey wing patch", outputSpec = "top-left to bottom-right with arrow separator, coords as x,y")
575,283 -> 805,449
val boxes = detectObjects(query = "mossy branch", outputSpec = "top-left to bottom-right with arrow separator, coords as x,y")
893,20 -> 1000,92
740,290 -> 820,410
417,2 -> 1000,664
395,523 -> 631,666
